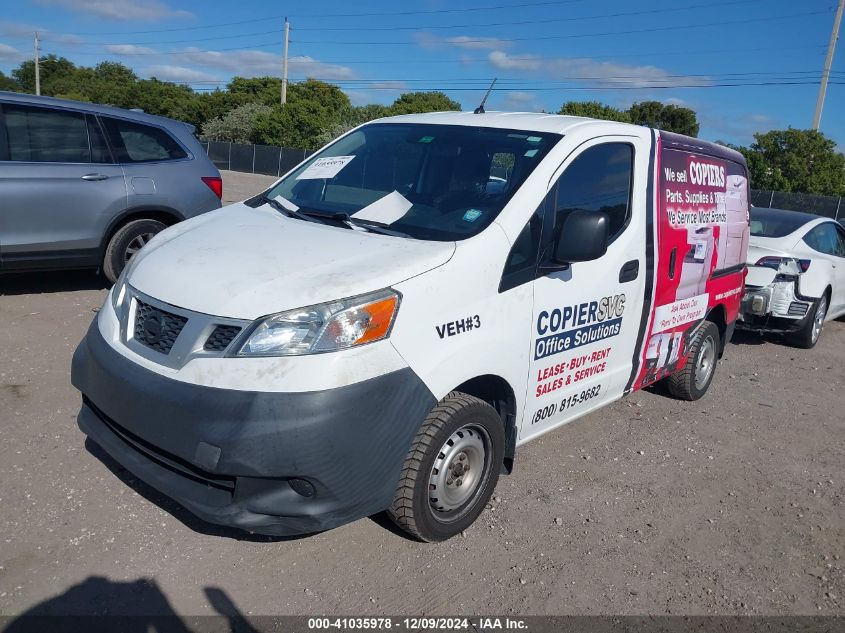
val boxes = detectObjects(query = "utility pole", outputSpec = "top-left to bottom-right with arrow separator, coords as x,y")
813,0 -> 845,130
281,17 -> 290,105
34,31 -> 40,96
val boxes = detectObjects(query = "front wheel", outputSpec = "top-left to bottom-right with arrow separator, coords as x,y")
102,219 -> 166,284
667,321 -> 720,401
387,392 -> 504,542
788,294 -> 827,349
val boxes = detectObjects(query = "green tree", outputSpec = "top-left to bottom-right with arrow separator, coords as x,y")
628,100 -> 699,136
203,102 -> 272,143
12,55 -> 77,93
0,70 -> 20,91
736,128 -> 845,196
388,91 -> 461,115
558,101 -> 631,122
252,79 -> 354,149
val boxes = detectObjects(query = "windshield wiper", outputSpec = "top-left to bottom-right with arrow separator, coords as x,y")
259,196 -> 411,237
260,195 -> 326,224
346,217 -> 412,238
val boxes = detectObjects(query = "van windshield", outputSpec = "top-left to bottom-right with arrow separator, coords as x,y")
263,123 -> 561,241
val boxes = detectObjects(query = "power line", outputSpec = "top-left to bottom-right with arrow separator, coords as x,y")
293,8 -> 833,44
293,0 -> 766,31
39,6 -> 831,47
39,0 -> 594,36
44,43 -> 828,62
185,80 -> 845,92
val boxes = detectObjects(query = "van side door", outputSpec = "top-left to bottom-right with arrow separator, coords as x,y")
521,134 -> 651,441
0,102 -> 126,270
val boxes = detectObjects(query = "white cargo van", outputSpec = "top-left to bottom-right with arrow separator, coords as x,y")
72,112 -> 750,541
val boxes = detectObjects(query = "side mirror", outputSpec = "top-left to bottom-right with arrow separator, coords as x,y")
554,210 -> 609,264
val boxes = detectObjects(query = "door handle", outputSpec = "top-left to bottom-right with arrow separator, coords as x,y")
619,259 -> 639,283
81,173 -> 109,181
668,248 -> 677,279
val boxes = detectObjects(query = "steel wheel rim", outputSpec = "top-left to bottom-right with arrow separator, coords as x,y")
124,232 -> 155,262
694,334 -> 716,391
429,424 -> 490,522
811,296 -> 827,344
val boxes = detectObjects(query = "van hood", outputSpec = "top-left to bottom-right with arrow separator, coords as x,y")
127,203 -> 455,320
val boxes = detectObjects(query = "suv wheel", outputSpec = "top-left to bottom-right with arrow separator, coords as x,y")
103,219 -> 166,284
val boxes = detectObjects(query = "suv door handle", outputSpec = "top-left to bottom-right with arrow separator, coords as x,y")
619,259 -> 639,283
81,173 -> 109,181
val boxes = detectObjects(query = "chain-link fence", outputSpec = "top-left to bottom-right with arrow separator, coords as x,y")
750,189 -> 842,220
199,141 -> 315,178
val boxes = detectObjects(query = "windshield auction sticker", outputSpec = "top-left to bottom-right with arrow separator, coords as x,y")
296,156 -> 355,180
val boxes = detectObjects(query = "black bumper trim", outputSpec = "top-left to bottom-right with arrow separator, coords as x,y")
71,322 -> 437,535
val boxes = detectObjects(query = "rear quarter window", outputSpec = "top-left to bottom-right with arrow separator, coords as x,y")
101,117 -> 188,163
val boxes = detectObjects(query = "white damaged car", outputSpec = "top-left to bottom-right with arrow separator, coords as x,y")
739,207 -> 845,348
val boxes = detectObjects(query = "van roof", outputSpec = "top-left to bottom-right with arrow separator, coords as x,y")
374,111 -> 746,166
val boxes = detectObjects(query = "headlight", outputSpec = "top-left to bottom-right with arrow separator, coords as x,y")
235,289 -> 401,357
110,265 -> 130,318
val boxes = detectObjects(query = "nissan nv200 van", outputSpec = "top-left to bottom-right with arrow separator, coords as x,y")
71,112 -> 750,541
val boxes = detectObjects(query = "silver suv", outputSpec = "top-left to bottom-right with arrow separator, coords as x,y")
0,92 -> 222,282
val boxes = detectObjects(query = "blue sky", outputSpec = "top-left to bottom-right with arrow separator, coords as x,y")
1,0 -> 843,148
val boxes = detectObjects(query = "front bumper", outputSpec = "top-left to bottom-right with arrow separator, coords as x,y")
71,323 -> 436,536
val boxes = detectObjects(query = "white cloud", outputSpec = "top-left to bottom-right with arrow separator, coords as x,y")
0,20 -> 80,45
488,51 -> 541,71
179,48 -> 356,80
36,0 -> 192,22
0,43 -> 25,63
487,50 -> 706,89
105,44 -> 157,55
500,90 -> 542,112
446,35 -> 511,50
140,64 -> 218,83
413,32 -> 510,51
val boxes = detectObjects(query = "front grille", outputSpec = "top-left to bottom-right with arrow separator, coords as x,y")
204,325 -> 242,352
134,300 -> 188,354
787,301 -> 809,317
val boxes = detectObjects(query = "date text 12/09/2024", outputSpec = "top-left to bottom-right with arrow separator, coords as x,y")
307,617 -> 529,630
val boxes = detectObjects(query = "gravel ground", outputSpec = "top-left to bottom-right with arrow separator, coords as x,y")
0,171 -> 843,619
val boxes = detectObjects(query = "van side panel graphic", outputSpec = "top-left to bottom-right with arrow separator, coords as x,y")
630,134 -> 749,391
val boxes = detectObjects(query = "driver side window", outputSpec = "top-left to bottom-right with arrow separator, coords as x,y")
551,143 -> 633,249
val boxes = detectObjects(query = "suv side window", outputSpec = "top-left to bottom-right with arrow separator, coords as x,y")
3,104 -> 91,163
551,143 -> 633,246
101,117 -> 187,163
803,223 -> 842,256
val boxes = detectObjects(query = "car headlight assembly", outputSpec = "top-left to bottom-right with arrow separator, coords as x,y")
234,289 -> 401,357
110,266 -> 130,319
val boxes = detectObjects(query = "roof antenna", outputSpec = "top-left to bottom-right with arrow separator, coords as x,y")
474,78 -> 497,114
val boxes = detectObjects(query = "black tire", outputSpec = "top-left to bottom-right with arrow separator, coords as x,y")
103,219 -> 166,284
387,392 -> 505,542
667,321 -> 720,401
788,293 -> 828,349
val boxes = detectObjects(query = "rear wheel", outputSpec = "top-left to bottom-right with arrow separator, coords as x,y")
103,219 -> 166,284
387,392 -> 504,542
667,321 -> 720,401
789,294 -> 828,349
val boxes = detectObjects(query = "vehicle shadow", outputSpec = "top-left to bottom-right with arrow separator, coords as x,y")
0,576 -> 261,633
729,329 -> 772,346
84,439 -> 314,543
0,270 -> 109,296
